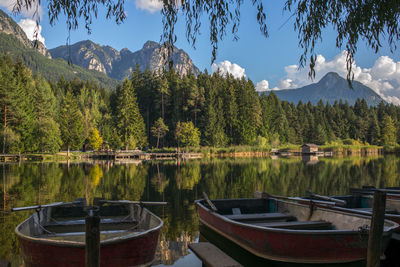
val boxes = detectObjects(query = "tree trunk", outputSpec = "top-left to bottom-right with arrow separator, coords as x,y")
67,145 -> 70,157
156,134 -> 160,148
3,105 -> 6,154
161,93 -> 164,120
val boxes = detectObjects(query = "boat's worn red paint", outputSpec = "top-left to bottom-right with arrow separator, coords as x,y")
18,230 -> 159,267
195,198 -> 396,264
14,200 -> 163,267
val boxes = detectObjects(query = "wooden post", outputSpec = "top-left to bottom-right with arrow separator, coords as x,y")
85,212 -> 100,267
366,190 -> 386,267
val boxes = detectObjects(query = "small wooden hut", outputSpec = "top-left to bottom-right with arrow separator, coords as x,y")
302,144 -> 318,154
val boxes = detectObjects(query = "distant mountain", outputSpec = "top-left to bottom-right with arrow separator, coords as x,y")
0,9 -> 51,58
50,40 -> 200,80
272,72 -> 385,106
0,9 -> 118,89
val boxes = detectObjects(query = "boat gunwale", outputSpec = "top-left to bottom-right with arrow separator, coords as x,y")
195,198 -> 399,235
14,204 -> 164,248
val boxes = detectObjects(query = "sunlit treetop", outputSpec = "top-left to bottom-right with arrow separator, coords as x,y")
13,0 -> 400,80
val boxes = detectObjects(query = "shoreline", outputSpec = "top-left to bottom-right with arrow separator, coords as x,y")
0,145 -> 394,162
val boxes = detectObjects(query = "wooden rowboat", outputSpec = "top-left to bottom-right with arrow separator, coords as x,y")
195,196 -> 398,264
13,199 -> 164,267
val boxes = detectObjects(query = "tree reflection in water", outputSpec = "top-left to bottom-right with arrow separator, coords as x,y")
0,155 -> 400,266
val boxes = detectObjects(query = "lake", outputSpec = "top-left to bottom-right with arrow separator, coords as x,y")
1,155 -> 400,266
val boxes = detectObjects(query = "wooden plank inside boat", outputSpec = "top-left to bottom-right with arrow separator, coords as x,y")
247,220 -> 333,230
224,212 -> 296,222
189,242 -> 243,267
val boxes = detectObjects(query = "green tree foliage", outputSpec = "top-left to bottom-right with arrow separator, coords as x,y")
381,115 -> 396,146
114,78 -> 147,149
151,118 -> 169,148
88,127 -> 103,150
175,121 -> 200,147
33,75 -> 62,152
59,90 -> 85,154
2,57 -> 400,153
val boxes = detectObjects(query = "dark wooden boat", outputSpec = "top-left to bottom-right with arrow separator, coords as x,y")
14,199 -> 164,267
195,197 -> 397,264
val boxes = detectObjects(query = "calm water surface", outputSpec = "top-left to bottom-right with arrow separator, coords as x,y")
1,155 -> 400,266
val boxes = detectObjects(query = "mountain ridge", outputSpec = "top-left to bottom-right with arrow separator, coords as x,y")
272,72 -> 385,106
49,40 -> 200,80
0,9 -> 51,58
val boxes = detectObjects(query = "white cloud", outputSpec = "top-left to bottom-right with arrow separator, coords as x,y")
212,60 -> 246,79
261,51 -> 400,105
18,19 -> 45,45
255,80 -> 269,92
135,0 -> 163,13
0,0 -> 43,19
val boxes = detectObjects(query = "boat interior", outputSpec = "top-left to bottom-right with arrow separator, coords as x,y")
17,202 -> 162,243
202,198 -> 393,231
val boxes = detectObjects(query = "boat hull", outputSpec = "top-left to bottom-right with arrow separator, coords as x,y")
196,198 -> 394,264
15,201 -> 163,267
18,229 -> 160,267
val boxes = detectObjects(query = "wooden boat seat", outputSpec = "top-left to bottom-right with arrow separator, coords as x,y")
38,229 -> 145,242
44,221 -> 138,233
224,212 -> 296,222
248,220 -> 333,230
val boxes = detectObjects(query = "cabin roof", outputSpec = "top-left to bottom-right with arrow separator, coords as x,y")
302,144 -> 318,148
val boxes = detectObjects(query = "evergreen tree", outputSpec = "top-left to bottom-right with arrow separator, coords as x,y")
59,90 -> 85,155
33,75 -> 62,152
115,79 -> 147,149
381,115 -> 396,145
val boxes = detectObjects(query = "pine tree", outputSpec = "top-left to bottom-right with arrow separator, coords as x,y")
115,79 -> 147,150
59,90 -> 85,156
33,75 -> 62,152
381,115 -> 396,145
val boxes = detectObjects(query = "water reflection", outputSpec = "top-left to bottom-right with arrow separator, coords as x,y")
1,156 -> 400,266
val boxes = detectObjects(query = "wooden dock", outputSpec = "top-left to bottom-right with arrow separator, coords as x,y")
0,154 -> 23,162
189,242 -> 243,267
93,151 -> 202,160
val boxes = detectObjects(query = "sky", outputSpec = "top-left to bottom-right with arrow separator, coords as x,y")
1,0 -> 400,104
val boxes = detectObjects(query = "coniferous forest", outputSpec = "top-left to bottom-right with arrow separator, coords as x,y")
1,55 -> 399,154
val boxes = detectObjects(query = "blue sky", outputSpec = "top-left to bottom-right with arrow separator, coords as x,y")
1,0 -> 400,104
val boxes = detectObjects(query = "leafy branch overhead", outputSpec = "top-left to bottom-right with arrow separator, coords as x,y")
12,0 -> 400,79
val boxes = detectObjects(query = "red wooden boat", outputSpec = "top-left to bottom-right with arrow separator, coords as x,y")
13,199 -> 164,267
195,196 -> 397,264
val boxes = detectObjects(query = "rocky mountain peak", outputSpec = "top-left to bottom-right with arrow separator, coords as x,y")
50,39 -> 200,80
0,9 -> 50,58
143,41 -> 159,50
